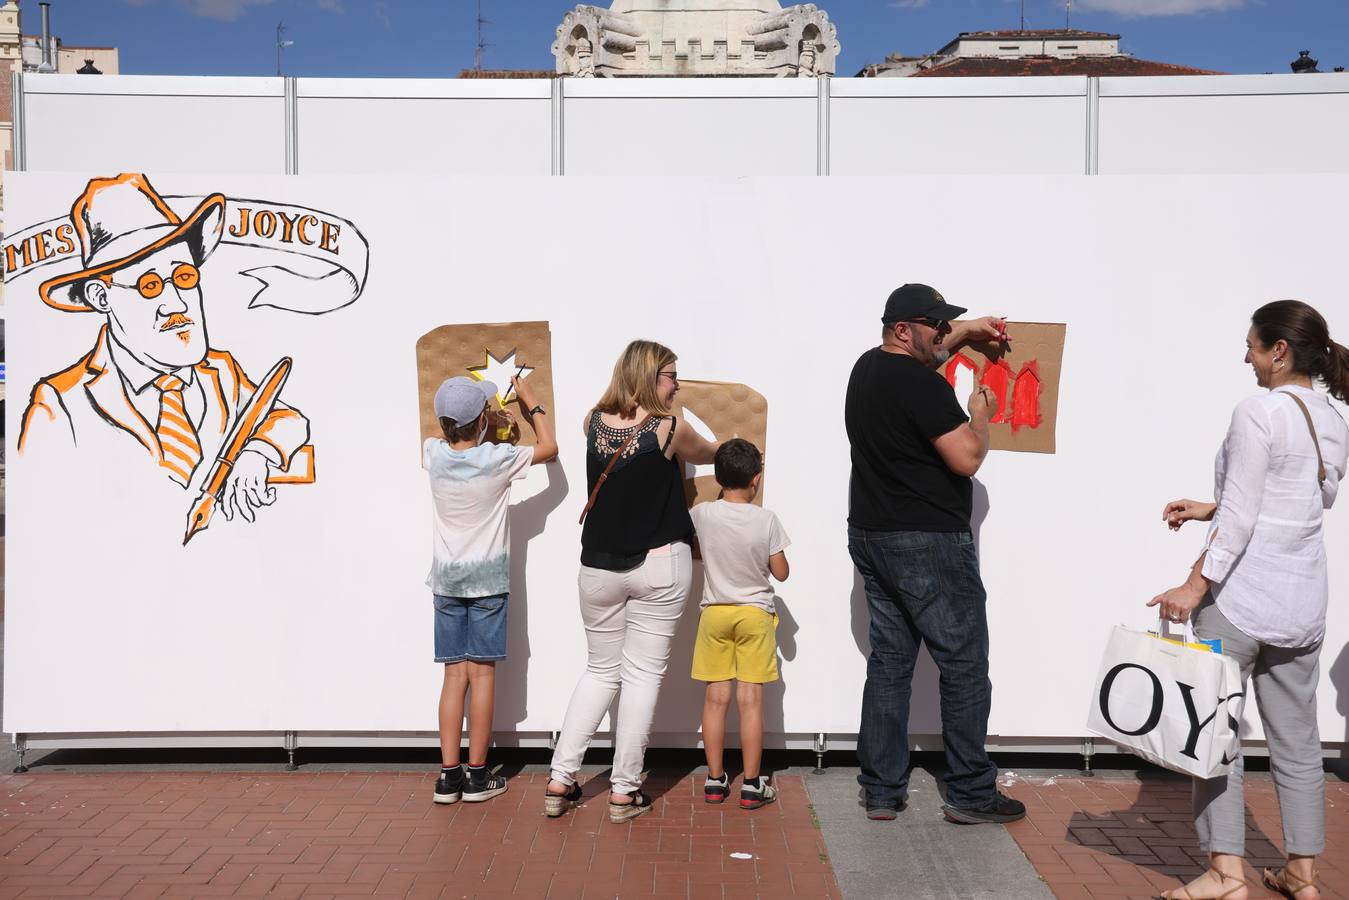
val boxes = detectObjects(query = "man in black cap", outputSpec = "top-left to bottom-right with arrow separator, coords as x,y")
844,283 -> 1026,825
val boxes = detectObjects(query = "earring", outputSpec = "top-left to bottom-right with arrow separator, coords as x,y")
1276,358 -> 1284,368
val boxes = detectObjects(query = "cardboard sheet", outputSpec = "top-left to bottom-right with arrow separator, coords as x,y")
671,380 -> 769,507
415,321 -> 555,447
946,321 -> 1067,454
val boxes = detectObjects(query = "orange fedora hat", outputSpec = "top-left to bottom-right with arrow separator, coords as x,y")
38,173 -> 226,312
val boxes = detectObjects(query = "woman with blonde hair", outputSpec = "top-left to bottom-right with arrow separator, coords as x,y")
1151,300 -> 1349,900
545,340 -> 720,823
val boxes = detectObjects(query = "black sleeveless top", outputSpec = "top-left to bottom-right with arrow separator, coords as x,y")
580,411 -> 694,570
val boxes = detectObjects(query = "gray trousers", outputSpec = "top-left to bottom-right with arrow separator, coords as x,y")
1192,599 -> 1324,857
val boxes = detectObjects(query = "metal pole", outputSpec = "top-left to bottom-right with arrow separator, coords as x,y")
816,75 -> 830,176
284,77 -> 298,174
550,76 -> 564,176
1085,76 -> 1100,175
11,70 -> 25,172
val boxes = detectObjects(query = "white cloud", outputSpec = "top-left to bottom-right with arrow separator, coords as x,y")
316,0 -> 345,12
1075,0 -> 1245,15
174,0 -> 276,21
889,0 -> 930,8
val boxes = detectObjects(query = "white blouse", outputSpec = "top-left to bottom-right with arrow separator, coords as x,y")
1202,386 -> 1349,647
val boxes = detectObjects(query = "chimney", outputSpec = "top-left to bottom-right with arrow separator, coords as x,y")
37,1 -> 55,73
1290,49 -> 1319,74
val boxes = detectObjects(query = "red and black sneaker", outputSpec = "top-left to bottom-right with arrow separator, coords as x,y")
740,776 -> 777,810
703,773 -> 729,804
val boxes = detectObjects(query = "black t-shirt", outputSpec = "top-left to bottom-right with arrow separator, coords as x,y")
845,347 -> 972,532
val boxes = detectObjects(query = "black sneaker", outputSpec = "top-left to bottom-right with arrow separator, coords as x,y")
462,765 -> 508,803
703,773 -> 729,804
433,767 -> 464,805
739,777 -> 777,810
942,791 -> 1025,825
866,805 -> 900,821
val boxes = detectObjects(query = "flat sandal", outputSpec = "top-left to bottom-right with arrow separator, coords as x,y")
1155,869 -> 1247,900
1263,866 -> 1318,899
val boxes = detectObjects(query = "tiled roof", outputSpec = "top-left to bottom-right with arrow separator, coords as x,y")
912,55 -> 1221,77
457,69 -> 558,79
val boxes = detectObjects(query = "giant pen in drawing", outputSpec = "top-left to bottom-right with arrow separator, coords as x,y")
183,356 -> 293,545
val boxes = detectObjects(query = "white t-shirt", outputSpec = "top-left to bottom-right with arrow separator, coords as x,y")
689,500 -> 791,613
423,438 -> 534,598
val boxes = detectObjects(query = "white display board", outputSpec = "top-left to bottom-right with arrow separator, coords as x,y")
5,172 -> 1348,749
14,73 -> 1349,180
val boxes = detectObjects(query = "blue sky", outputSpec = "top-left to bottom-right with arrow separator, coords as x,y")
36,0 -> 1349,77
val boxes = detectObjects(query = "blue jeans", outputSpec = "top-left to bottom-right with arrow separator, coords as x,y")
848,527 -> 997,810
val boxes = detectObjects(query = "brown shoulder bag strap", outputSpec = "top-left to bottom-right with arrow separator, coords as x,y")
578,415 -> 656,525
1281,392 -> 1327,488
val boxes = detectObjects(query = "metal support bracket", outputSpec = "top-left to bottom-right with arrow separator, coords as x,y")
284,731 -> 299,771
813,733 -> 828,773
13,735 -> 28,774
1080,736 -> 1096,777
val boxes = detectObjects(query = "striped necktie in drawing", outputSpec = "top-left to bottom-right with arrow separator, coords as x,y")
153,373 -> 203,487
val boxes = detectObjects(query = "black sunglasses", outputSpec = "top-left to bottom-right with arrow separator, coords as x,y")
899,317 -> 952,334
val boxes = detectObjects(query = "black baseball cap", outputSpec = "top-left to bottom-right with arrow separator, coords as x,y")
881,283 -> 967,324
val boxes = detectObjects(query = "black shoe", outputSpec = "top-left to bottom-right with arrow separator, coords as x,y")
462,765 -> 508,803
433,767 -> 464,804
704,773 -> 729,804
942,791 -> 1025,825
866,805 -> 900,821
739,777 -> 777,810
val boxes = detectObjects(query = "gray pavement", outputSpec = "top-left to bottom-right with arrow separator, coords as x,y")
805,765 -> 1054,900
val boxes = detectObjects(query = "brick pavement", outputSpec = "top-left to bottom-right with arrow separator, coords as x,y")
0,769 -> 840,899
1001,771 -> 1349,900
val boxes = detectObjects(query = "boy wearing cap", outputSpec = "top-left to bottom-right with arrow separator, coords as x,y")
690,439 -> 791,810
844,283 -> 1026,825
425,373 -> 557,805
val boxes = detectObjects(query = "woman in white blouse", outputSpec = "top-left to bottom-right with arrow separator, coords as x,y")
1151,300 -> 1349,900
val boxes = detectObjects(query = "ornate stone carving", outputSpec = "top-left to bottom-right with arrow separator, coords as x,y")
551,1 -> 839,77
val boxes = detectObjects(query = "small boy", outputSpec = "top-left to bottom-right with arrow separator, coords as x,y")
424,373 -> 556,805
689,438 -> 791,810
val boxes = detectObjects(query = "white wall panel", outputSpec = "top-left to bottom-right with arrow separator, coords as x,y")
830,77 -> 1087,175
296,79 -> 551,175
21,75 -> 285,174
4,173 -> 1348,747
561,79 -> 817,175
1099,75 -> 1349,174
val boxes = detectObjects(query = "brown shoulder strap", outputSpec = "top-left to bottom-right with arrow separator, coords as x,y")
579,415 -> 655,525
1281,391 -> 1326,488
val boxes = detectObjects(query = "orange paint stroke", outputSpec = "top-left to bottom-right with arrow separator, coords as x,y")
1011,362 -> 1042,432
979,359 -> 1014,424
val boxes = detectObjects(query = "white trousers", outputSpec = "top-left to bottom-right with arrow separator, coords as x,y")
549,542 -> 692,794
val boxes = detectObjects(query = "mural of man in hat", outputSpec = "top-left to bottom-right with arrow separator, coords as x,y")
17,173 -> 312,525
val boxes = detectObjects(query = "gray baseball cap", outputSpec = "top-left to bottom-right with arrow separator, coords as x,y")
434,376 -> 499,424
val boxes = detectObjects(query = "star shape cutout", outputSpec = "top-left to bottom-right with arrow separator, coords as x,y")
467,347 -> 535,406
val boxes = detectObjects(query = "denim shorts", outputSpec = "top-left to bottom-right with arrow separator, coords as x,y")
433,593 -> 507,663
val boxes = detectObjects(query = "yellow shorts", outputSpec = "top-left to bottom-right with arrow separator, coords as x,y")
690,605 -> 779,684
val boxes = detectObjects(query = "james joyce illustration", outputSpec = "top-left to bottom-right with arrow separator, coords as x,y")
12,173 -> 370,543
